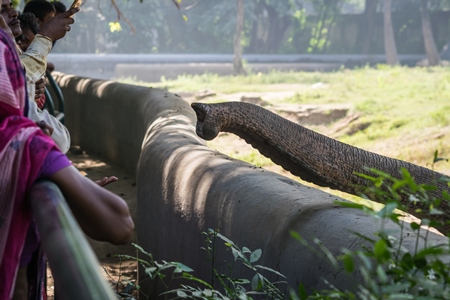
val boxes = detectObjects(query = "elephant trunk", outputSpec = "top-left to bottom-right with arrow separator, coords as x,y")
191,102 -> 450,228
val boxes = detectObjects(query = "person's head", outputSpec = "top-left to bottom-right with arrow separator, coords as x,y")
51,1 -> 66,15
17,12 -> 39,51
1,0 -> 21,38
23,0 -> 55,26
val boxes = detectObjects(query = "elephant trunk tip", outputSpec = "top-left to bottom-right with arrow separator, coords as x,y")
191,102 -> 207,122
191,102 -> 218,141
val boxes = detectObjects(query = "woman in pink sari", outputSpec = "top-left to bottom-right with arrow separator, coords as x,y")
0,25 -> 134,299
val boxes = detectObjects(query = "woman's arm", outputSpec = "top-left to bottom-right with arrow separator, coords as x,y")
49,165 -> 135,245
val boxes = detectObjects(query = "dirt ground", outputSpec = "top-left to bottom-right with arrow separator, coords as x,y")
45,148 -> 139,299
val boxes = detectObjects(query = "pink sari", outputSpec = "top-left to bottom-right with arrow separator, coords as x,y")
0,28 -> 57,299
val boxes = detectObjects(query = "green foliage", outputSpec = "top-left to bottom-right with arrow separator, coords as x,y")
42,0 -> 450,54
167,229 -> 288,299
115,229 -> 287,299
305,0 -> 344,53
290,168 -> 450,299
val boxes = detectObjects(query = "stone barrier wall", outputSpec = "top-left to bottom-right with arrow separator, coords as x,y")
54,73 -> 447,298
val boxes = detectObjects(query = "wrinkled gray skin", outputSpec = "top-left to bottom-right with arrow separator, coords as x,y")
191,101 -> 450,232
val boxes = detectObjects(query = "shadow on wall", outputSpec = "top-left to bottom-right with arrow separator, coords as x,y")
53,72 -> 447,298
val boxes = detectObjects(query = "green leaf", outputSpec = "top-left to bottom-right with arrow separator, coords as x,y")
290,230 -> 302,241
414,256 -> 427,268
376,265 -> 388,284
335,201 -> 367,210
242,247 -> 251,254
251,274 -> 259,290
313,238 -> 338,267
374,239 -> 388,260
172,262 -> 194,273
145,267 -> 157,276
342,254 -> 354,272
410,222 -> 420,230
254,265 -> 286,278
182,273 -> 213,289
250,249 -> 262,263
231,247 -> 241,261
400,253 -> 414,271
377,202 -> 397,218
297,283 -> 308,300
132,243 -> 153,258
176,290 -> 188,298
233,278 -> 250,285
416,246 -> 446,258
216,232 -> 235,247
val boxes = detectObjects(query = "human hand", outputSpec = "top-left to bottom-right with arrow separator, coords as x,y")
95,176 -> 118,187
47,62 -> 55,73
36,120 -> 54,136
39,7 -> 80,41
35,77 -> 46,100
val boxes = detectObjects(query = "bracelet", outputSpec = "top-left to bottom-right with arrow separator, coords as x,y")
37,32 -> 53,42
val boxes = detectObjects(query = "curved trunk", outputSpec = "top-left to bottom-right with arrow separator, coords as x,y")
191,102 -> 450,229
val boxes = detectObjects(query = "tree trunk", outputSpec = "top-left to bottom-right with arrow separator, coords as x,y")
361,0 -> 378,54
420,0 -> 440,66
233,0 -> 246,75
263,6 -> 291,53
383,0 -> 398,65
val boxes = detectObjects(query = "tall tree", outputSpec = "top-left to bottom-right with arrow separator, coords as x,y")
233,0 -> 246,75
383,0 -> 398,65
419,0 -> 440,65
361,0 -> 378,55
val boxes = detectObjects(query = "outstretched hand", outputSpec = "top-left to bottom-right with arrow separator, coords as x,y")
95,176 -> 118,187
39,7 -> 80,41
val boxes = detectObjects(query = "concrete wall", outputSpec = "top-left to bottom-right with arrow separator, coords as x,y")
48,54 -> 425,81
54,73 -> 447,298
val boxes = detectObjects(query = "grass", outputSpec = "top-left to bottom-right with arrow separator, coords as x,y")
119,65 -> 450,175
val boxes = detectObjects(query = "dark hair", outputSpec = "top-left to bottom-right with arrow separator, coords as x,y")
18,12 -> 40,35
23,0 -> 56,22
51,1 -> 66,13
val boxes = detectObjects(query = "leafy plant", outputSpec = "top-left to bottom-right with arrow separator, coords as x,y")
173,229 -> 289,299
290,167 -> 450,299
114,229 -> 288,300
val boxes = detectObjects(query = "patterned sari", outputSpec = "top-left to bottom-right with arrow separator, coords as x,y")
0,28 -> 57,299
